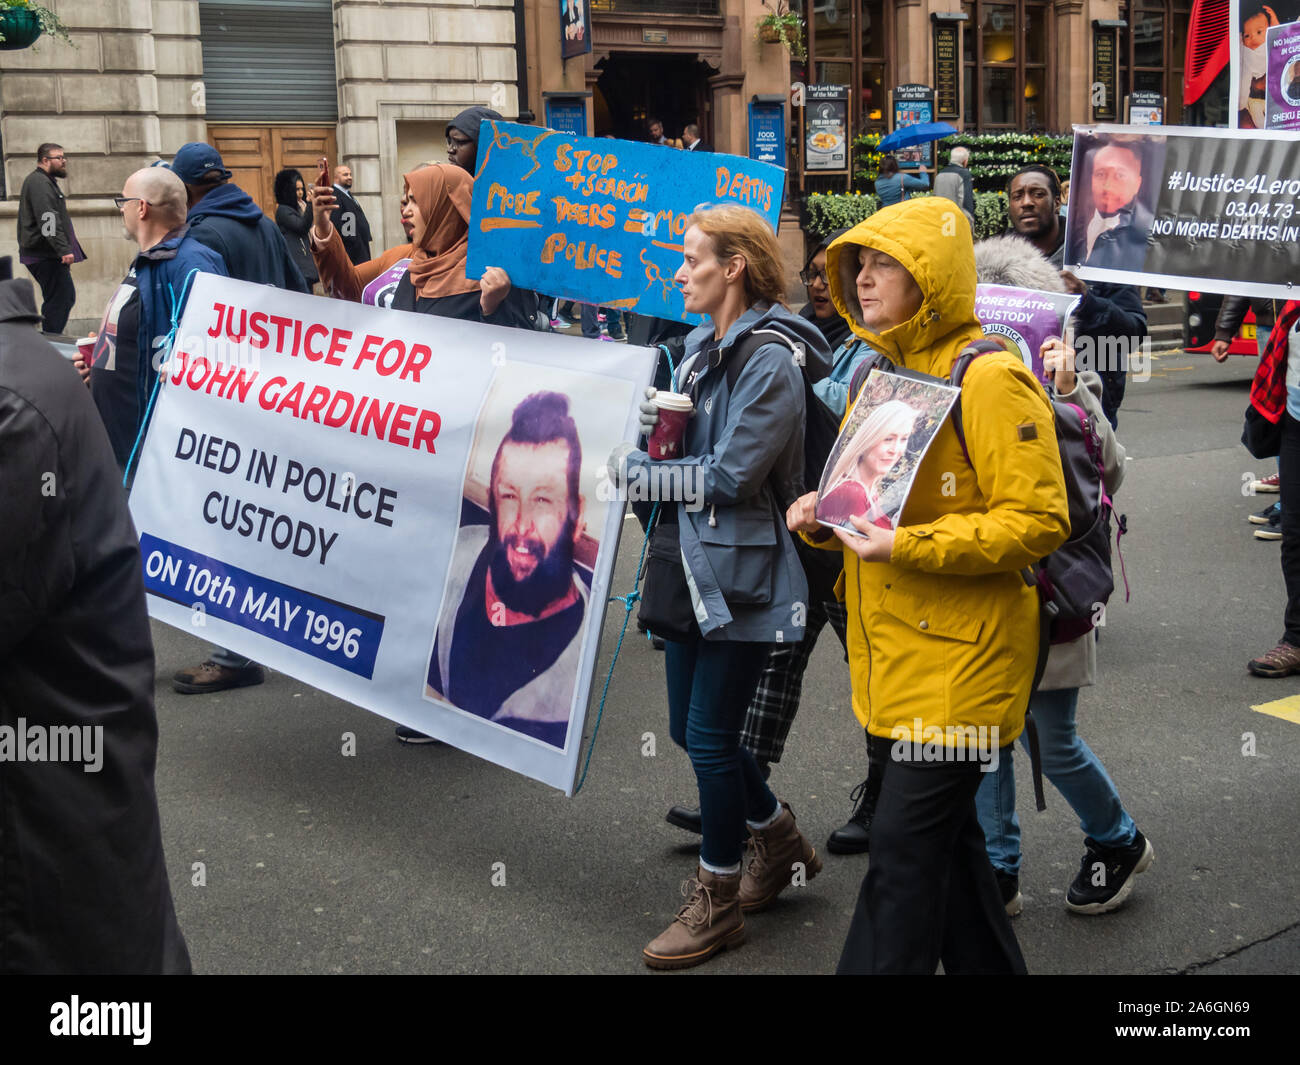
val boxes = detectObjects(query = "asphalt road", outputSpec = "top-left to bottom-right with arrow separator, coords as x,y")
152,346 -> 1300,975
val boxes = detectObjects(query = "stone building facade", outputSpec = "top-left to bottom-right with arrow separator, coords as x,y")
0,0 -> 520,332
1,0 -> 1194,329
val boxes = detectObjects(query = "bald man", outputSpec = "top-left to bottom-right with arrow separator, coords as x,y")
89,166 -> 227,470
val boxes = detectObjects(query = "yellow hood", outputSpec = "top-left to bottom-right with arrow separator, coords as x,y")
826,197 -> 983,375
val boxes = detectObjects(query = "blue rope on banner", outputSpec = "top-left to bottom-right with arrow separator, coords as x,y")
574,501 -> 658,795
122,267 -> 202,488
574,342 -> 678,794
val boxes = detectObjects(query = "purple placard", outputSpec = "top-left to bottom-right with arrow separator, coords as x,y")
1266,22 -> 1300,130
975,285 -> 1081,383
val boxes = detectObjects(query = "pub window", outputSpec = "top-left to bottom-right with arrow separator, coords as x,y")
961,1 -> 1050,130
796,0 -> 894,134
1119,0 -> 1190,123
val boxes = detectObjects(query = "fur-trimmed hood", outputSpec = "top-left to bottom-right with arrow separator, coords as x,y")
973,233 -> 1066,292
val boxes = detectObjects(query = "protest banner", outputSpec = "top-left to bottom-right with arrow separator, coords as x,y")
816,368 -> 958,536
466,121 -> 786,324
128,274 -> 654,795
1267,20 -> 1300,128
975,285 -> 1081,383
1230,0 -> 1300,128
1064,124 -> 1300,299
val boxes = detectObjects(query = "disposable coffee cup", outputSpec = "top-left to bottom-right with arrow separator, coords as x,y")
648,391 -> 693,459
75,335 -> 96,363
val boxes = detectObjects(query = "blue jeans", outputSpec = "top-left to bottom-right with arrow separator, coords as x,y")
664,638 -> 779,868
975,687 -> 1136,874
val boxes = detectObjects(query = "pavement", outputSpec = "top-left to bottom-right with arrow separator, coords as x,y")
152,344 -> 1300,975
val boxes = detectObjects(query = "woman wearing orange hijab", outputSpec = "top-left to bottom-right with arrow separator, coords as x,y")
384,163 -> 530,326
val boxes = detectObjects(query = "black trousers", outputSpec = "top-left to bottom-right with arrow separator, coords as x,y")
26,259 -> 76,334
1280,413 -> 1300,645
837,755 -> 1027,975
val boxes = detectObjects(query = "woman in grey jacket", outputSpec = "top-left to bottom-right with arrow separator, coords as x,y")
623,204 -> 831,969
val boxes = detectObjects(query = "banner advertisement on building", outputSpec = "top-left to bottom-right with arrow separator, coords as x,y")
749,98 -> 785,165
468,121 -> 786,323
975,285 -> 1082,383
1230,0 -> 1300,128
804,84 -> 850,172
891,84 -> 936,168
128,274 -> 653,795
1127,90 -> 1165,125
1064,124 -> 1300,299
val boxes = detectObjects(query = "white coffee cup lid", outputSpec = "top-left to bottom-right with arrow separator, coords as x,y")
654,391 -> 693,412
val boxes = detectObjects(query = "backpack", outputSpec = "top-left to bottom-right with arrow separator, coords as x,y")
711,326 -> 844,589
847,341 -> 1130,811
847,340 -> 1127,655
947,343 -> 1126,650
716,327 -> 842,506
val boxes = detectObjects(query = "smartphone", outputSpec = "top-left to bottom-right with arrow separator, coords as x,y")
316,156 -> 330,190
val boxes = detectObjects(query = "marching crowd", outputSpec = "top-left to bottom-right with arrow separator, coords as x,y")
3,110 -> 1292,975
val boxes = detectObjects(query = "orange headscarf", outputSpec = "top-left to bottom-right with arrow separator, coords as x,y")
404,163 -> 481,300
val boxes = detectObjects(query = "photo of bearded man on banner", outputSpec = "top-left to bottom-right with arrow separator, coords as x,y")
424,376 -> 627,751
1065,134 -> 1166,276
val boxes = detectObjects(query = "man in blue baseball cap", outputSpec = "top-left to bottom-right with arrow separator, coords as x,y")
167,142 -> 308,295
167,143 -> 307,695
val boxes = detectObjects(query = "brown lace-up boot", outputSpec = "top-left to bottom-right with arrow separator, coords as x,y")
739,802 -> 822,912
643,866 -> 746,970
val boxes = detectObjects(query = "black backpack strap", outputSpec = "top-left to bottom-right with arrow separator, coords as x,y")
947,339 -> 1006,464
846,345 -> 896,405
723,327 -> 796,390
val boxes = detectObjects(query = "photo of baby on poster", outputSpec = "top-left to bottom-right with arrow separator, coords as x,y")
815,368 -> 960,537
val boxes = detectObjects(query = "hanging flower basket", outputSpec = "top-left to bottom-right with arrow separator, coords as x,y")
754,10 -> 807,62
0,3 -> 70,49
0,8 -> 42,49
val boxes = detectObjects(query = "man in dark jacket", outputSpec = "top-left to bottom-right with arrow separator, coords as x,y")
168,142 -> 308,293
166,144 -> 288,692
331,163 -> 373,265
0,277 -> 191,974
1006,164 -> 1146,428
89,166 -> 228,472
444,107 -> 546,332
17,143 -> 85,333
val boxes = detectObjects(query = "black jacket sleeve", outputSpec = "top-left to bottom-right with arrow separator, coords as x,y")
1075,282 -> 1147,339
1214,296 -> 1250,342
276,203 -> 311,239
0,388 -> 74,656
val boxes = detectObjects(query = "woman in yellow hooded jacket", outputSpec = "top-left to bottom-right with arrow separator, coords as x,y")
788,197 -> 1069,973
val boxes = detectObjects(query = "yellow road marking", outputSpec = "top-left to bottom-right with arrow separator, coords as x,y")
1252,694 -> 1300,724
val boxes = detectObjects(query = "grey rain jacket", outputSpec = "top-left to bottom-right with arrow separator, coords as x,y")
625,302 -> 832,641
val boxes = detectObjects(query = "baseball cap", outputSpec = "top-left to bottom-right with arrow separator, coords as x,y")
168,142 -> 233,184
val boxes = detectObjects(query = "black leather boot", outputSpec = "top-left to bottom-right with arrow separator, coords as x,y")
826,778 -> 876,854
826,732 -> 888,855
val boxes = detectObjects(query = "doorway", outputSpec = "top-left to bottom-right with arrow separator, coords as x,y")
593,52 -> 717,143
207,125 -> 338,218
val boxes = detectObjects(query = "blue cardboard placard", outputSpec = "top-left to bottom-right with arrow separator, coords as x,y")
748,101 -> 784,165
467,121 -> 787,324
